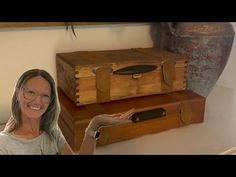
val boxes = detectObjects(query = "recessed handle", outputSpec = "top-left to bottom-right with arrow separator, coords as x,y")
113,65 -> 157,75
131,108 -> 166,123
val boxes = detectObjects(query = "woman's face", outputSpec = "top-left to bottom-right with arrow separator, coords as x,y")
17,76 -> 51,120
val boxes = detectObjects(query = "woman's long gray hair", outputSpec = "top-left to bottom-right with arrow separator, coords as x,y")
11,69 -> 60,140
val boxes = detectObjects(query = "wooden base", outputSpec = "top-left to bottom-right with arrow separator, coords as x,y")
58,88 -> 205,152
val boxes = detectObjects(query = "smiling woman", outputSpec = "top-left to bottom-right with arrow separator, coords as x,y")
0,69 -> 135,155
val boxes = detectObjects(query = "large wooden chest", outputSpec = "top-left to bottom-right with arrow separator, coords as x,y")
58,88 -> 205,152
56,48 -> 188,106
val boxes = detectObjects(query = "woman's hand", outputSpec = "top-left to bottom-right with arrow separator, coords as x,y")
87,108 -> 135,131
3,117 -> 16,133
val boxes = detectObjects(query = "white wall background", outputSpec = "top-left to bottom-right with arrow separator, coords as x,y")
217,22 -> 236,89
0,22 -> 235,125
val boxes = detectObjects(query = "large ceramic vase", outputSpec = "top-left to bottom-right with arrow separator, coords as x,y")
163,22 -> 235,97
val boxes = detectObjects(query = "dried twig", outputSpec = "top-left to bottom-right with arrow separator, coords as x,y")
65,22 -> 77,38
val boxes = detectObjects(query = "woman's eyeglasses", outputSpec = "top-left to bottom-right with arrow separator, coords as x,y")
22,87 -> 51,104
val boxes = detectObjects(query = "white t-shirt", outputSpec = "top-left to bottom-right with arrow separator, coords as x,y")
0,127 -> 66,155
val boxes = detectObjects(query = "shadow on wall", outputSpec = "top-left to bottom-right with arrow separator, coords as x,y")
149,22 -> 170,49
0,109 -> 11,125
206,85 -> 236,118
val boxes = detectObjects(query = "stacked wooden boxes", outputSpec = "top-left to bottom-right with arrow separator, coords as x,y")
56,48 -> 205,152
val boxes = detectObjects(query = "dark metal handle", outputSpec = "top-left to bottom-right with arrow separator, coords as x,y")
131,108 -> 166,123
113,65 -> 157,75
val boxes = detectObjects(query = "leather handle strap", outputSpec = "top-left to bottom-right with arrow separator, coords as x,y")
179,101 -> 192,126
161,59 -> 176,93
94,65 -> 111,103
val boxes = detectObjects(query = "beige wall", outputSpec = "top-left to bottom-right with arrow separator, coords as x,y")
0,23 -> 153,124
0,22 -> 235,125
216,22 -> 236,89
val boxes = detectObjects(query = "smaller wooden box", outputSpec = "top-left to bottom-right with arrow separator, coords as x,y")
58,88 -> 205,152
56,48 -> 188,106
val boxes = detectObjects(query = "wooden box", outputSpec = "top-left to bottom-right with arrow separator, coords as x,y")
58,88 -> 205,152
56,48 -> 188,106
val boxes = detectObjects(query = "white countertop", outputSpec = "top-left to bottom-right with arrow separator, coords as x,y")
95,84 -> 236,154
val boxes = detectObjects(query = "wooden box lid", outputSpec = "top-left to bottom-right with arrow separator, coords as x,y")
56,48 -> 188,78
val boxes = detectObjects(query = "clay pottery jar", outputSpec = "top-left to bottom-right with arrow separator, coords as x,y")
163,22 -> 235,97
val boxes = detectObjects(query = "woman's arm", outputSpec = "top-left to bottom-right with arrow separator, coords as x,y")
2,117 -> 16,133
78,134 -> 97,155
60,133 -> 97,155
61,142 -> 75,154
61,108 -> 135,155
220,147 -> 236,155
